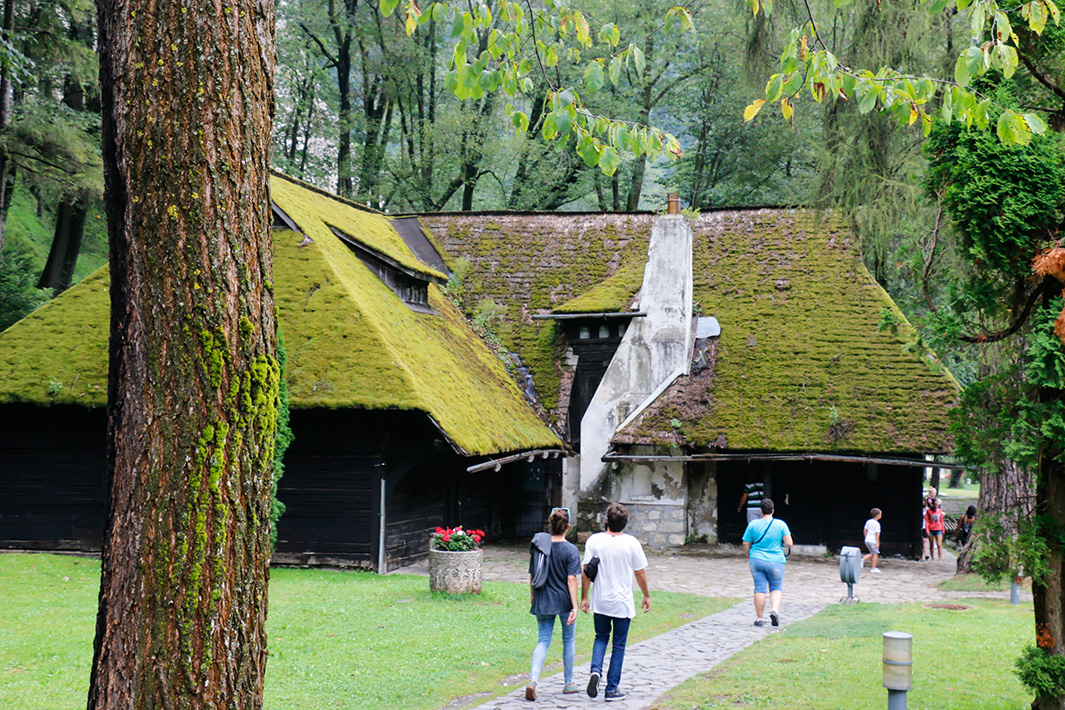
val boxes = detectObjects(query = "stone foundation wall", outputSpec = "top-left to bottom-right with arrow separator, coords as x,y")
621,502 -> 686,548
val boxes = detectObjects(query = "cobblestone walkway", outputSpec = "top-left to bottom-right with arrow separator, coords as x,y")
464,601 -> 825,710
395,541 -> 1030,710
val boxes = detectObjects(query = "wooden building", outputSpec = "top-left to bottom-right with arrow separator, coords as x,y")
422,210 -> 960,557
0,175 -> 563,571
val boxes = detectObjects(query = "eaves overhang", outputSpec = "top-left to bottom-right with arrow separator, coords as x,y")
601,449 -> 966,470
532,312 -> 646,320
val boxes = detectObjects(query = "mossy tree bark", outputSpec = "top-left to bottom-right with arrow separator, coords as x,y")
88,1 -> 277,708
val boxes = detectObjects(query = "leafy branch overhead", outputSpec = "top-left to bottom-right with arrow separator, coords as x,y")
378,0 -> 692,175
743,0 -> 1058,146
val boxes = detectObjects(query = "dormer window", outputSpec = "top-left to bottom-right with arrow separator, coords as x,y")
272,204 -> 300,232
329,225 -> 445,314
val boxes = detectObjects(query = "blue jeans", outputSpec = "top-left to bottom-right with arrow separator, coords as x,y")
591,613 -> 631,694
530,614 -> 576,685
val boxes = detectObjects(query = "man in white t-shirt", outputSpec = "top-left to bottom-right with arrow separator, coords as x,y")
580,502 -> 651,702
862,508 -> 883,573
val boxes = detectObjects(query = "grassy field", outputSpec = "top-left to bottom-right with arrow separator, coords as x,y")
938,574 -> 1016,593
656,599 -> 1033,710
0,553 -> 732,710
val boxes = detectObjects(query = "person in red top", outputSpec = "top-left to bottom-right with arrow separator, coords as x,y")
924,498 -> 946,561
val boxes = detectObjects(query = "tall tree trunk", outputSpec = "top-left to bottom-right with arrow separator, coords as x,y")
40,58 -> 93,294
37,196 -> 87,294
956,461 -> 1034,573
336,47 -> 354,197
0,0 -> 16,267
89,0 -> 277,708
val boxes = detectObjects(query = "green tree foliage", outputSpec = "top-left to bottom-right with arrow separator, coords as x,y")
272,330 -> 294,548
272,0 -> 821,211
0,231 -> 46,330
922,72 -> 1065,710
5,1 -> 100,196
924,119 -> 1065,330
745,0 -> 1059,145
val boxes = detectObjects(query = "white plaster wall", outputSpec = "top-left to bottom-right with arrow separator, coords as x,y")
577,215 -> 693,498
615,459 -> 686,506
562,455 -> 580,514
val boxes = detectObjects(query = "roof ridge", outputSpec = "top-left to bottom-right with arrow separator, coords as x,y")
270,170 -> 388,218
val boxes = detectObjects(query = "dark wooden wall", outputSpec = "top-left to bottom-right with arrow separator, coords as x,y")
385,460 -> 445,569
0,404 -> 558,570
716,459 -> 924,557
272,408 -> 385,565
0,404 -> 107,551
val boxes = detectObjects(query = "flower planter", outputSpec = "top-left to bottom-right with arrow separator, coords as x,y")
428,548 -> 483,594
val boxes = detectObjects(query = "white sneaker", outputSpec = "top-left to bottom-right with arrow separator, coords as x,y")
870,567 -> 882,574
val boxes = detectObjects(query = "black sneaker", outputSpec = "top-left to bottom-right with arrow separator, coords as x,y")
605,691 -> 626,702
587,671 -> 600,698
753,619 -> 765,627
770,609 -> 779,627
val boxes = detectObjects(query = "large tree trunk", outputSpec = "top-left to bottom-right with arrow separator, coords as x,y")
0,0 -> 16,267
89,1 -> 277,708
37,196 -> 87,294
956,461 -> 1034,573
336,46 -> 354,198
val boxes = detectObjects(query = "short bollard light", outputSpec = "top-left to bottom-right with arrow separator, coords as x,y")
882,631 -> 913,710
839,546 -> 862,604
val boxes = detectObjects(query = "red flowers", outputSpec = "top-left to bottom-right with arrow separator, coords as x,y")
430,526 -> 485,551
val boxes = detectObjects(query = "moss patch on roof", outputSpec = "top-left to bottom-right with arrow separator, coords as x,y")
553,255 -> 645,314
0,176 -> 558,457
420,214 -> 652,414
0,266 -> 110,405
616,210 -> 958,454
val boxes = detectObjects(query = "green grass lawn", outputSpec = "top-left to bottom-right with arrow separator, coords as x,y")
938,574 -> 1016,593
656,599 -> 1033,710
0,553 -> 732,710
939,484 -> 980,500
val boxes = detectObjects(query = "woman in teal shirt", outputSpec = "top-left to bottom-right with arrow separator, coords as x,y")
741,498 -> 793,627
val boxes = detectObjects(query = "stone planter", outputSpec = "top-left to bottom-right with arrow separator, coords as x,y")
428,548 -> 483,594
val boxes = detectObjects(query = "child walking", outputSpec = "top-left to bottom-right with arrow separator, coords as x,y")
862,508 -> 882,573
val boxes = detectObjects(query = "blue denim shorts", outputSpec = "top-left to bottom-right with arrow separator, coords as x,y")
749,558 -> 785,594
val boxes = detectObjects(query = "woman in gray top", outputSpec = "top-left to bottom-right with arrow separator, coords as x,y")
526,507 -> 581,700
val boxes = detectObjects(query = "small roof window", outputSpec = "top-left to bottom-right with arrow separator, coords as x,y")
329,224 -> 446,315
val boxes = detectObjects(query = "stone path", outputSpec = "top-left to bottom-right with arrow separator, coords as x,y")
463,601 -> 825,710
397,542 -> 1031,606
389,542 -> 1031,710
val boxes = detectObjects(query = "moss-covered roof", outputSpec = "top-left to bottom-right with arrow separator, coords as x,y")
552,255 -> 646,314
0,267 -> 110,404
420,213 -> 653,413
614,210 -> 959,454
0,174 -> 559,457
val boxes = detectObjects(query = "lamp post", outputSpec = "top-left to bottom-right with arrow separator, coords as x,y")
882,631 -> 913,709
